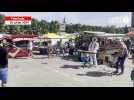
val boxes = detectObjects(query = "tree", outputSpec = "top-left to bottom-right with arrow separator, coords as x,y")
49,21 -> 59,33
39,20 -> 49,34
123,25 -> 129,33
0,14 -> 5,32
31,18 -> 39,32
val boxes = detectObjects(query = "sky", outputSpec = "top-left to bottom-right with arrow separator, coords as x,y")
0,12 -> 132,27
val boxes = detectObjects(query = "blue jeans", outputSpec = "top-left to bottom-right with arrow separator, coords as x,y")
116,56 -> 126,73
0,67 -> 8,83
81,57 -> 90,62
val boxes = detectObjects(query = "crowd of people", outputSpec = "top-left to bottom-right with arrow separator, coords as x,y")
39,39 -> 76,58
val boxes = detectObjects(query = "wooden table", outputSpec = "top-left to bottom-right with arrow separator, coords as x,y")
77,50 -> 96,54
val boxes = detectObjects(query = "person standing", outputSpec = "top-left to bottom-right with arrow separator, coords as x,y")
113,40 -> 128,75
0,42 -> 8,87
48,40 -> 52,58
28,41 -> 33,57
43,42 -> 49,56
68,40 -> 75,56
88,37 -> 99,67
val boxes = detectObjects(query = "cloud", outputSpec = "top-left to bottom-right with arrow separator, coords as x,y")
108,15 -> 131,27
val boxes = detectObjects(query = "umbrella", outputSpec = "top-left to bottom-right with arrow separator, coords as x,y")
42,33 -> 61,39
127,32 -> 134,37
63,33 -> 76,39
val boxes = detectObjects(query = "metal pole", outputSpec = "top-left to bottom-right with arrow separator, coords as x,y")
132,12 -> 134,28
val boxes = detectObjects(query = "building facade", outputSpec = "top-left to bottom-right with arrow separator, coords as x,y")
59,18 -> 66,36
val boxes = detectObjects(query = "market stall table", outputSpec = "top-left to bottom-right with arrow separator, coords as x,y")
77,50 -> 97,68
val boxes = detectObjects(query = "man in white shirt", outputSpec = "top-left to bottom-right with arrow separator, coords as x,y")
88,37 -> 99,66
28,41 -> 33,57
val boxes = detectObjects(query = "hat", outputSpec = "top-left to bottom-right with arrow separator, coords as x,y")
92,37 -> 97,41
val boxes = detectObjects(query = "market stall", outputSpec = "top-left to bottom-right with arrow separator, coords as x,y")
75,31 -> 127,67
38,33 -> 76,55
42,33 -> 76,45
2,34 -> 38,58
127,32 -> 134,37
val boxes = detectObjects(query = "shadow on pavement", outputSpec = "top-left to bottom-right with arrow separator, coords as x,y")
61,55 -> 79,62
61,65 -> 82,69
77,71 -> 112,77
41,62 -> 48,64
33,53 -> 40,55
32,57 -> 48,59
12,57 -> 28,59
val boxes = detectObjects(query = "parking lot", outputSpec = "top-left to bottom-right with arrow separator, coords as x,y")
5,55 -> 134,87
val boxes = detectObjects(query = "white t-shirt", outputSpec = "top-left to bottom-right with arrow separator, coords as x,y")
88,42 -> 99,53
29,42 -> 33,50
